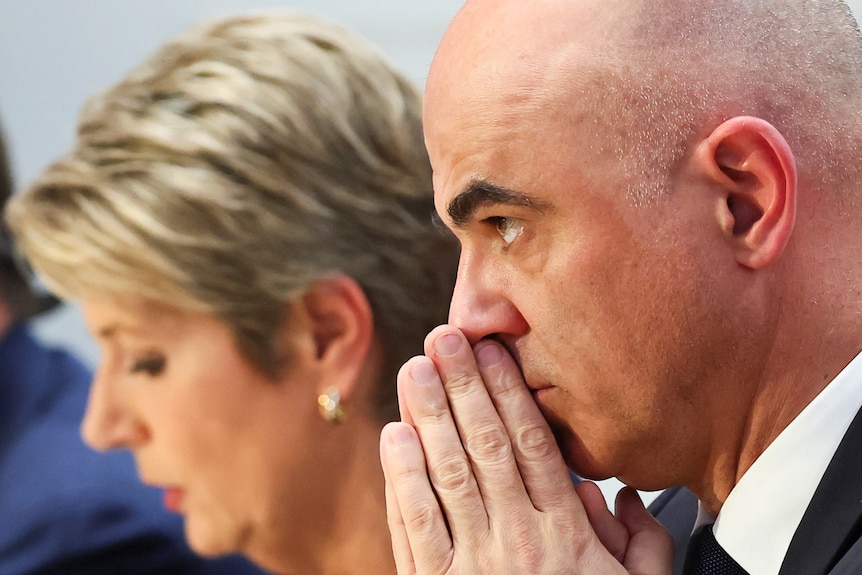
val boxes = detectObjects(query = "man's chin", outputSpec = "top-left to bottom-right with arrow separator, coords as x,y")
566,464 -> 614,483
546,423 -> 613,482
562,450 -> 614,482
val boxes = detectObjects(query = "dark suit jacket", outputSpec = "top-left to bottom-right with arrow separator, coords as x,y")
649,486 -> 698,574
650,405 -> 862,575
0,325 -> 269,575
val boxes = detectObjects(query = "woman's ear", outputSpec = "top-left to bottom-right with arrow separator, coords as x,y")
297,274 -> 374,401
692,116 -> 797,269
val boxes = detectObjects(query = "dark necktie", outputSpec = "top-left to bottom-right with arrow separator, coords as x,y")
684,524 -> 749,575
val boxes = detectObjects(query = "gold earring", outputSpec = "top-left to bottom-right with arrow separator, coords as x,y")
317,387 -> 346,423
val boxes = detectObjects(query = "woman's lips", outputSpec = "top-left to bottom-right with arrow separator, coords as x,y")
163,487 -> 186,513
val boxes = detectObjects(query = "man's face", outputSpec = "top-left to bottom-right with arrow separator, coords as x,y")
423,4 -> 743,489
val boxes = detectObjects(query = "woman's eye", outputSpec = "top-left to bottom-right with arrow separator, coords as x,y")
129,354 -> 166,377
493,217 -> 524,246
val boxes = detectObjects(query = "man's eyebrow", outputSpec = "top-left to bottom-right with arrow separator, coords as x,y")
447,180 -> 546,228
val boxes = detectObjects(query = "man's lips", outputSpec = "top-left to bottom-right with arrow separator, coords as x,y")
522,373 -> 551,392
524,377 -> 555,406
529,385 -> 554,399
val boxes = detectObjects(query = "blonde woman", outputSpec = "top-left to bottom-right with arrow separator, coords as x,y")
7,11 -> 457,575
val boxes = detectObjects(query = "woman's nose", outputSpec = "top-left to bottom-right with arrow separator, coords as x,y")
80,370 -> 147,451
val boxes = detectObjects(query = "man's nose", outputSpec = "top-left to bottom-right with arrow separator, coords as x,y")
81,370 -> 147,451
447,258 -> 528,346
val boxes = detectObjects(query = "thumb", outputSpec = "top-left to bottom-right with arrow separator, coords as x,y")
575,481 -> 629,562
615,487 -> 673,574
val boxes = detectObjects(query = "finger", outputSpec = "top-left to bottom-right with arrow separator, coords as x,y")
384,473 -> 418,574
398,354 -> 490,545
474,339 -> 578,515
424,327 -> 531,519
397,356 -> 418,427
575,481 -> 628,563
380,428 -> 416,575
614,487 -> 673,574
380,421 -> 454,574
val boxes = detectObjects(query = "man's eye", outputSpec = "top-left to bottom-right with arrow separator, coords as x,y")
130,354 -> 166,377
492,217 -> 524,246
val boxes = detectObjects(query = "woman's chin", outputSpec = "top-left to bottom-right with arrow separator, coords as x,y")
184,515 -> 245,558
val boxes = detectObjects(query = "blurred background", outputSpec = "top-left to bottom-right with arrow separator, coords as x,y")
0,0 -> 463,363
3,0 -> 862,509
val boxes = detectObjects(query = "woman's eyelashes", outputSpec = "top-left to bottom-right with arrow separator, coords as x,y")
129,353 -> 167,377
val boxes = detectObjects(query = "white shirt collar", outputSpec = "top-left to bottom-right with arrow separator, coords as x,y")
698,350 -> 862,575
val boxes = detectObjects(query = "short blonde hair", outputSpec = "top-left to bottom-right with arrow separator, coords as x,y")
7,11 -> 457,418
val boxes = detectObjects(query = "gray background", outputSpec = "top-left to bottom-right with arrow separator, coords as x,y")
4,1 -> 862,508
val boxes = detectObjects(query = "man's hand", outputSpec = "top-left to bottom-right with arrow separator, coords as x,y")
379,325 -> 671,574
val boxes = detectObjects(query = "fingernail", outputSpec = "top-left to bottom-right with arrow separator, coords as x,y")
434,333 -> 461,356
387,424 -> 414,448
411,359 -> 438,385
476,343 -> 503,367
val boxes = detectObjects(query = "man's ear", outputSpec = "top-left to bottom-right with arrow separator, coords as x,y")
297,274 -> 374,401
693,116 -> 797,269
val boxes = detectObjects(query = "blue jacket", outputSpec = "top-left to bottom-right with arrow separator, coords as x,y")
0,324 -> 268,575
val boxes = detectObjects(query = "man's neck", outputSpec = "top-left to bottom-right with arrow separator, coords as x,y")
697,333 -> 862,516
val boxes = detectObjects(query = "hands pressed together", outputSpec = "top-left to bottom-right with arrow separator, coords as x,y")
379,325 -> 672,575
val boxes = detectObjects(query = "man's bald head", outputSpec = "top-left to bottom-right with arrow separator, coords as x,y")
426,0 -> 862,204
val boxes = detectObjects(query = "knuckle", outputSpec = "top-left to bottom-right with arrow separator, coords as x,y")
431,453 -> 474,493
444,371 -> 480,398
416,404 -> 452,427
512,422 -> 557,462
464,425 -> 512,464
403,500 -> 440,534
504,521 -> 546,571
389,456 -> 423,481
